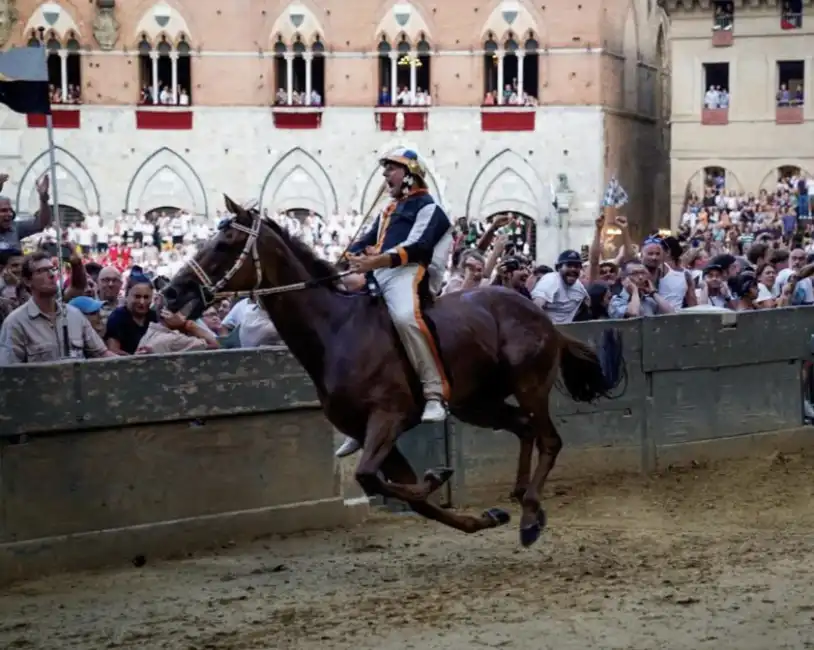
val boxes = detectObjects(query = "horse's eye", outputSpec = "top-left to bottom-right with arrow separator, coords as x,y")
214,241 -> 230,253
217,218 -> 232,231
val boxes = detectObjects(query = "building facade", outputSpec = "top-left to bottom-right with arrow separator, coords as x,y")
668,0 -> 814,228
1,0 -> 668,260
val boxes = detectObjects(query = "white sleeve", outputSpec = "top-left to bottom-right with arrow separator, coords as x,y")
531,273 -> 558,304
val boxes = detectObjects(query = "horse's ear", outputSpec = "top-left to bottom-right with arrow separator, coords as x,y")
223,194 -> 243,216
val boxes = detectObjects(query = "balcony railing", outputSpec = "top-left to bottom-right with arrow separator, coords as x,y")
374,106 -> 429,131
26,104 -> 80,129
480,105 -> 536,132
776,104 -> 804,125
711,15 -> 734,46
780,12 -> 803,30
270,106 -> 323,129
701,107 -> 729,125
135,105 -> 193,130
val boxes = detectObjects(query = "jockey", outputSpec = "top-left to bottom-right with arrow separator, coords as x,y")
346,148 -> 453,423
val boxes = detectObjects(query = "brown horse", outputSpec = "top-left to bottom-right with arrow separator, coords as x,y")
163,196 -> 624,547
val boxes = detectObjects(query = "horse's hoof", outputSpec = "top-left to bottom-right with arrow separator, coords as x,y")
483,507 -> 511,527
424,466 -> 454,486
520,522 -> 542,547
520,508 -> 547,547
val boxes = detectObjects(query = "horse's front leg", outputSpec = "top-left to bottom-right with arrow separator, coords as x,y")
354,412 -> 450,503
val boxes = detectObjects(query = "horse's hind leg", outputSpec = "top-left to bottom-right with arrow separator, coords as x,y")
453,401 -> 535,502
380,447 -> 511,534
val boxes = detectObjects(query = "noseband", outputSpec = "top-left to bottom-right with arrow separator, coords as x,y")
183,211 -> 352,306
186,212 -> 264,305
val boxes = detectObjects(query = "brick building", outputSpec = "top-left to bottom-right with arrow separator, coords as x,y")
668,0 -> 814,228
0,0 -> 669,260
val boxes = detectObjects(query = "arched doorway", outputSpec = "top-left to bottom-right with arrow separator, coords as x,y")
145,206 -> 181,221
34,204 -> 85,226
685,166 -> 743,198
486,211 -> 536,259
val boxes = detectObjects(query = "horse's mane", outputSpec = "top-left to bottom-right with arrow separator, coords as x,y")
254,210 -> 345,290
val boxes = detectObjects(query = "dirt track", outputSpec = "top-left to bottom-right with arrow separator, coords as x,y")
3,452 -> 814,650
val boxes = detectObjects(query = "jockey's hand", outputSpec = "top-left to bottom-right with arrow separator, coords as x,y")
364,246 -> 377,256
348,253 -> 389,274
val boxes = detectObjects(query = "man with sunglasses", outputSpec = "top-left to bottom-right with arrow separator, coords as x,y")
0,174 -> 52,251
640,234 -> 695,310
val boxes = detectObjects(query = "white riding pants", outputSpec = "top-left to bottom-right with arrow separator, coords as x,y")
373,264 -> 450,401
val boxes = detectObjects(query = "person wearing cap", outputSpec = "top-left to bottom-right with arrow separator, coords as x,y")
530,249 -> 589,324
336,149 -> 453,458
69,295 -> 106,336
696,261 -> 735,309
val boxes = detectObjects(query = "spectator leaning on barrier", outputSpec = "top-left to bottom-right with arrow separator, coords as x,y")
609,259 -> 675,318
0,251 -> 113,365
696,261 -> 736,309
531,249 -> 589,324
104,271 -> 158,355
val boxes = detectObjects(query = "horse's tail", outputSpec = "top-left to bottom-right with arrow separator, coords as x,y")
558,328 -> 625,403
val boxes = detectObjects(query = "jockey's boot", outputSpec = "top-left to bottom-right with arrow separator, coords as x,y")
335,437 -> 362,458
421,398 -> 448,422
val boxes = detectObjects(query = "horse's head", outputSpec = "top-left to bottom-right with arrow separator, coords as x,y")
163,195 -> 279,320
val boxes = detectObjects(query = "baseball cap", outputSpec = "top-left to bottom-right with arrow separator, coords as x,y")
69,296 -> 105,314
556,250 -> 582,267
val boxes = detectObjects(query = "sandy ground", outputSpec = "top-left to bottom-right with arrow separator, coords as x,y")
3,452 -> 814,650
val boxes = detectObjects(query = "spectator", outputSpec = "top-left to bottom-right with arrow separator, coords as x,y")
531,250 -> 588,324
493,255 -> 532,298
69,295 -> 106,337
104,273 -> 158,355
0,174 -> 51,251
696,261 -> 736,309
0,251 -> 112,364
608,259 -> 675,318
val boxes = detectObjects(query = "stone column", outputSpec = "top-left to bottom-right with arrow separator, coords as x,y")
170,52 -> 178,104
390,52 -> 398,105
304,52 -> 313,105
496,51 -> 504,105
409,51 -> 417,102
150,51 -> 159,103
285,53 -> 294,105
59,51 -> 68,101
517,51 -> 525,99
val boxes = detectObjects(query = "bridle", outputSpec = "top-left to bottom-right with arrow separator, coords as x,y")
183,211 -> 352,307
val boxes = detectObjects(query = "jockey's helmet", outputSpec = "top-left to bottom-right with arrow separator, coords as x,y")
379,148 -> 428,188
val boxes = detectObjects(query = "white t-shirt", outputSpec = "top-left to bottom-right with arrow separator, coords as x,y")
658,268 -> 690,311
755,283 -> 774,304
221,298 -> 255,330
238,304 -> 280,348
531,272 -> 587,324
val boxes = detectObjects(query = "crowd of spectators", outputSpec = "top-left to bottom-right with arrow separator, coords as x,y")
49,83 -> 81,105
274,88 -> 324,106
139,84 -> 191,106
482,80 -> 539,107
377,86 -> 433,106
1,168 -> 813,367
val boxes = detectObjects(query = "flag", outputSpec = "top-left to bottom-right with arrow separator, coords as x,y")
0,47 -> 51,115
602,176 -> 629,208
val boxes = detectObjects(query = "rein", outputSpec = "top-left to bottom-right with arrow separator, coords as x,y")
184,210 -> 355,304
